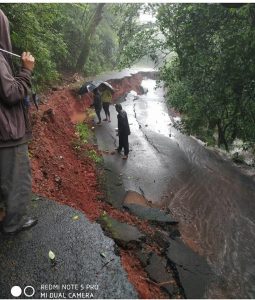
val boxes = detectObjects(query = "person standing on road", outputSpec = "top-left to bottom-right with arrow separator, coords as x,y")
101,85 -> 112,122
115,104 -> 130,160
92,88 -> 102,125
0,9 -> 37,235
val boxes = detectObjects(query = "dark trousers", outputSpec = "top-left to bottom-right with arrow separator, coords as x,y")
102,102 -> 110,119
118,134 -> 129,156
0,143 -> 31,232
95,107 -> 101,122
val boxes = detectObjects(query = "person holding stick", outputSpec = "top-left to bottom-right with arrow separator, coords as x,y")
0,9 -> 37,235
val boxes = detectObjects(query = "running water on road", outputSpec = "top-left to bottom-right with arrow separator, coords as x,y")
95,74 -> 255,298
137,79 -> 255,298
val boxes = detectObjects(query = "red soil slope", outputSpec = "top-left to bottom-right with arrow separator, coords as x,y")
30,74 -> 142,216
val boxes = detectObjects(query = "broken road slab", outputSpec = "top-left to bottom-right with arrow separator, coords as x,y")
123,203 -> 178,225
167,238 -> 213,299
98,213 -> 146,249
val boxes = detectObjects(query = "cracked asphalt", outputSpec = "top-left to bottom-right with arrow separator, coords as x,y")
94,73 -> 255,298
95,77 -> 182,206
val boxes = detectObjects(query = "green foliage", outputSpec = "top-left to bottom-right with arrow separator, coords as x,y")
115,3 -> 255,149
75,123 -> 90,144
0,4 -> 67,90
110,4 -> 164,69
0,3 -> 121,89
74,124 -> 102,163
88,149 -> 103,164
232,152 -> 245,164
157,3 -> 255,150
85,11 -> 119,75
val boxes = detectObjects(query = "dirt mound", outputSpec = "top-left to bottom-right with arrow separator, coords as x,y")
30,88 -> 104,219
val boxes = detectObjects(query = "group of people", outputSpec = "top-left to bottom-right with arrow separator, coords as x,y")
92,86 -> 130,160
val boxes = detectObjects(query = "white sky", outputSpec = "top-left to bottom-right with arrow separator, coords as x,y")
139,12 -> 157,24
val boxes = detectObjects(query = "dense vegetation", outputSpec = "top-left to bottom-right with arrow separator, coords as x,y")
1,3 -> 254,150
117,4 -> 255,151
157,4 -> 255,150
0,3 -> 120,89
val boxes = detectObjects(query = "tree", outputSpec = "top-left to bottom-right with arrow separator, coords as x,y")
75,4 -> 105,71
0,3 -> 68,88
0,3 -> 121,87
115,3 -> 255,150
157,4 -> 255,150
110,3 -> 164,69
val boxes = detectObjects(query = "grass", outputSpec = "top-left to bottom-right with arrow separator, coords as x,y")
74,122 -> 103,164
88,149 -> 103,164
75,123 -> 90,144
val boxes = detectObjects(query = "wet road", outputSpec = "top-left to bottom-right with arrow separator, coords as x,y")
95,74 -> 255,298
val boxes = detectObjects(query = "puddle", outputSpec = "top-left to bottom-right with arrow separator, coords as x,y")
71,112 -> 86,123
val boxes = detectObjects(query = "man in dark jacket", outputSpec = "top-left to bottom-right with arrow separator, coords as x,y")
115,104 -> 130,159
0,9 -> 37,234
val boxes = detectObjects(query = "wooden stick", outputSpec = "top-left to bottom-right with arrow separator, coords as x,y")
0,48 -> 21,58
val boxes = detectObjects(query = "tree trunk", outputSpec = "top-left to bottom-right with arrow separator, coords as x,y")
217,122 -> 229,151
76,3 -> 105,72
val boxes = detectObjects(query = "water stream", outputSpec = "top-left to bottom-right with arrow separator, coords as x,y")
132,78 -> 255,298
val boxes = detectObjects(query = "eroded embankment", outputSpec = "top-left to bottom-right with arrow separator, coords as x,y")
30,73 -> 144,218
30,72 -> 169,299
